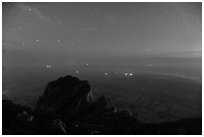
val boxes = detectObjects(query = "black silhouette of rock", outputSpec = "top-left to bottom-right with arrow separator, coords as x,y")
2,100 -> 36,134
2,75 -> 202,135
36,75 -> 93,119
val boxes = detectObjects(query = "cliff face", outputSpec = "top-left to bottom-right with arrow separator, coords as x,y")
2,75 -> 202,135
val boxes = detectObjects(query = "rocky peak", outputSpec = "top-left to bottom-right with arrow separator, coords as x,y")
36,75 -> 92,117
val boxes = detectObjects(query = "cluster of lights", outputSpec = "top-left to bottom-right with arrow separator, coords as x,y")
46,65 -> 51,69
72,70 -> 134,77
44,65 -> 135,77
124,72 -> 133,77
104,72 -> 133,77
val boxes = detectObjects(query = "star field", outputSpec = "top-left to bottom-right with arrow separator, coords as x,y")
2,2 -> 202,67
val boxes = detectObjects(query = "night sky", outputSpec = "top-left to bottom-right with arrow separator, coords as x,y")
2,2 -> 202,67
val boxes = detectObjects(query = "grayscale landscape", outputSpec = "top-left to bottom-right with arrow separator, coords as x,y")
2,2 -> 202,135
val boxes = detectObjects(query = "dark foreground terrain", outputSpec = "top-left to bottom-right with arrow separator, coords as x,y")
2,75 -> 202,135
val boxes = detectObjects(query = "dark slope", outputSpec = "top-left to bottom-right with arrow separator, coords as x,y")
2,75 -> 202,135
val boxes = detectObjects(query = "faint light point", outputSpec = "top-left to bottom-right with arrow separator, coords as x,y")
36,39 -> 39,43
147,64 -> 152,67
104,72 -> 108,76
71,43 -> 75,47
124,73 -> 128,77
146,49 -> 152,55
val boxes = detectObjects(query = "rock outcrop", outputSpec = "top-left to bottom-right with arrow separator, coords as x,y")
2,75 -> 202,135
36,76 -> 93,118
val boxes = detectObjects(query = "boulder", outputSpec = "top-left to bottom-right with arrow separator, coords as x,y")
36,75 -> 93,117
